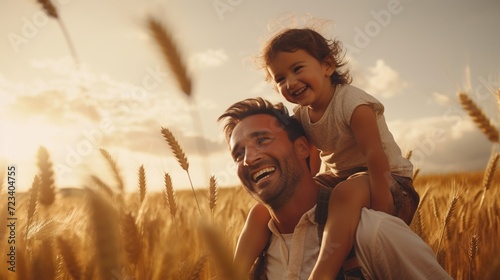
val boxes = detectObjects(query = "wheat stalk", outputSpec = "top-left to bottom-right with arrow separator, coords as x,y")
161,127 -> 202,216
37,0 -> 81,70
436,194 -> 459,254
33,237 -> 56,280
15,250 -> 30,280
37,146 -> 56,206
82,258 -> 96,280
431,196 -> 440,221
37,0 -> 58,18
458,92 -> 499,142
121,212 -> 142,265
138,165 -> 147,204
468,233 -> 479,280
209,175 -> 218,217
405,150 -> 413,160
413,168 -> 420,181
164,173 -> 178,218
99,148 -> 125,193
199,222 -> 247,280
161,127 -> 189,171
147,17 -> 192,96
27,175 -> 40,222
188,254 -> 208,280
90,175 -> 114,198
57,236 -> 82,280
479,153 -> 499,209
155,252 -> 176,280
26,175 -> 40,243
86,188 -> 122,279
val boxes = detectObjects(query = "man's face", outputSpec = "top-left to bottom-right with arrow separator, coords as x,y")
229,114 -> 303,209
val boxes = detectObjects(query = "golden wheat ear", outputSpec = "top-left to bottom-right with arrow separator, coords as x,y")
188,254 -> 208,280
37,0 -> 58,18
479,153 -> 499,209
57,236 -> 82,280
468,233 -> 479,280
121,212 -> 142,266
37,146 -> 56,207
163,172 -> 177,218
147,17 -> 192,96
458,92 -> 499,142
99,148 -> 125,193
160,127 -> 189,171
199,222 -> 247,279
208,175 -> 218,216
436,193 -> 460,254
85,188 -> 122,279
137,165 -> 147,204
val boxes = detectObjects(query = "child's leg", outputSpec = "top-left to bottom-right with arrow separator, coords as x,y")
234,203 -> 272,274
391,175 -> 420,225
308,175 -> 371,280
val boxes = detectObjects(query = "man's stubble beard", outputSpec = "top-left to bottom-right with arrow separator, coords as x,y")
247,152 -> 303,211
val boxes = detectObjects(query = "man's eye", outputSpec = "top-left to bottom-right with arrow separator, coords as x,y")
233,153 -> 243,162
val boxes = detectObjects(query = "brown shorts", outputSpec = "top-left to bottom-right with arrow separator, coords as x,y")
313,170 -> 420,225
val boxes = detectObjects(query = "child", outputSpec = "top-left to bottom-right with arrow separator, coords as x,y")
234,27 -> 420,279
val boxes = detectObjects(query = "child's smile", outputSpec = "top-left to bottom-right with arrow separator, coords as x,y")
266,49 -> 335,111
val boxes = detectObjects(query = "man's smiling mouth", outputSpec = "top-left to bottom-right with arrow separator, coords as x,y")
252,167 -> 276,183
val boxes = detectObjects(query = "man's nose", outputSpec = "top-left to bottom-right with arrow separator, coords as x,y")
243,146 -> 261,166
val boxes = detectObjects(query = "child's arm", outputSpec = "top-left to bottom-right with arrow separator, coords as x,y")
350,104 -> 394,214
234,203 -> 272,274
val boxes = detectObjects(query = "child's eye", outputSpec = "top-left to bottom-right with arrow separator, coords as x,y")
293,66 -> 303,72
275,77 -> 284,84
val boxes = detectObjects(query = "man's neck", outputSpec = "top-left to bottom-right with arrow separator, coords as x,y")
269,177 -> 319,234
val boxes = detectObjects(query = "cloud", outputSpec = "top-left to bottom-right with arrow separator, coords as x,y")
189,49 -> 228,69
102,119 -> 226,157
431,92 -> 452,106
388,116 -> 492,174
352,59 -> 408,98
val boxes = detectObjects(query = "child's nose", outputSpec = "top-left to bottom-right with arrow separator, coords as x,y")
286,77 -> 297,89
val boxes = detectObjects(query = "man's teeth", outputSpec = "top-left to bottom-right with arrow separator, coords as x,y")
292,87 -> 307,96
253,167 -> 275,182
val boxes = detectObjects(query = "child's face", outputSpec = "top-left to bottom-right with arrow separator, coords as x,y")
267,49 -> 335,108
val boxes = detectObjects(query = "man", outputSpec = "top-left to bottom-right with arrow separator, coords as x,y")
218,97 -> 452,280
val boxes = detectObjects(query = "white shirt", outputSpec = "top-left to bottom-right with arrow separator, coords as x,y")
265,208 -> 452,280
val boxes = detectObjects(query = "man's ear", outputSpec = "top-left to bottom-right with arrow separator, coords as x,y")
294,136 -> 310,158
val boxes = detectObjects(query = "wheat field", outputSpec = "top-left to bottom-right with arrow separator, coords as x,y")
0,163 -> 499,279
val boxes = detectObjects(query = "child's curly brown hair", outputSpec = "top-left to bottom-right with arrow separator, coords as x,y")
259,28 -> 352,86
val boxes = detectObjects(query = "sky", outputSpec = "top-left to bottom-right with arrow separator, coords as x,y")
1,0 -> 499,193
